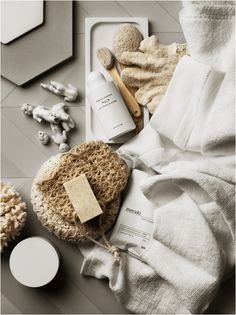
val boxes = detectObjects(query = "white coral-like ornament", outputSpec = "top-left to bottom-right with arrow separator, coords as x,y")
0,182 -> 27,251
40,81 -> 79,102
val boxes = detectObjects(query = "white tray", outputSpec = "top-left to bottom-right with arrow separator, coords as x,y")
85,17 -> 149,144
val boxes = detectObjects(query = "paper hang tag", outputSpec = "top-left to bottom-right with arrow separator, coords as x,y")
63,174 -> 103,223
109,169 -> 155,255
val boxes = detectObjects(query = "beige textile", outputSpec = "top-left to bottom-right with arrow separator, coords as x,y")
31,141 -> 129,242
120,35 -> 187,114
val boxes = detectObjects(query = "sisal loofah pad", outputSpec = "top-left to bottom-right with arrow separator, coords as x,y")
31,141 -> 129,242
120,36 -> 188,114
112,23 -> 143,63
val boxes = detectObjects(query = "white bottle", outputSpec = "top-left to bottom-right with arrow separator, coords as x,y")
87,71 -> 136,140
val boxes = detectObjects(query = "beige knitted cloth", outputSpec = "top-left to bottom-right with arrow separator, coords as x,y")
31,141 -> 129,242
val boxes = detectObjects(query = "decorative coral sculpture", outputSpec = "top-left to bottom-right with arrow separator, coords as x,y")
50,123 -> 70,152
22,103 -> 60,124
21,102 -> 75,152
0,182 -> 27,251
40,81 -> 79,102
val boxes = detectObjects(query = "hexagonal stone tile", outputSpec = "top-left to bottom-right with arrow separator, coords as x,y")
1,1 -> 73,86
1,1 -> 44,44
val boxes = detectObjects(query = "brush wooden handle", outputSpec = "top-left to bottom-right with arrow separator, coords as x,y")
119,63 -> 144,133
108,66 -> 141,118
133,112 -> 144,133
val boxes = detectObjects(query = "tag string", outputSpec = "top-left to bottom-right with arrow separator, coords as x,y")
74,213 -> 121,265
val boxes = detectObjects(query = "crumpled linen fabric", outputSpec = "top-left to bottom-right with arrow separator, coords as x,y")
80,1 -> 235,314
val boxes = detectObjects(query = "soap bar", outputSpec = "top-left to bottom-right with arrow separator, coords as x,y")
63,174 -> 103,223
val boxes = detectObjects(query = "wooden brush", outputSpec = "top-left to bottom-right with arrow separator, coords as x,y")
96,47 -> 141,118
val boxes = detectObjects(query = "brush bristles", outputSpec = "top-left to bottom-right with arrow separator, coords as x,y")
96,47 -> 114,70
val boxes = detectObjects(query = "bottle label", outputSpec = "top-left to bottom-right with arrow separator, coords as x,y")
96,93 -> 117,110
88,81 -> 135,138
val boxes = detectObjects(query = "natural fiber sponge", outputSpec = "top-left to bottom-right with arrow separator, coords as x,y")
0,182 -> 27,251
120,36 -> 188,114
112,23 -> 143,63
31,141 -> 129,242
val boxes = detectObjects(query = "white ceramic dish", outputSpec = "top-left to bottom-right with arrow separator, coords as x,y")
85,17 -> 149,144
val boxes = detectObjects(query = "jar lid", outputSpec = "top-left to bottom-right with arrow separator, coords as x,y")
9,237 -> 59,287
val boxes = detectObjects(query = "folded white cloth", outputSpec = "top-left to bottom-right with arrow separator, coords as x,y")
80,1 -> 235,313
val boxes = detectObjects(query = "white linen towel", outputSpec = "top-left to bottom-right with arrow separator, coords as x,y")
80,1 -> 235,313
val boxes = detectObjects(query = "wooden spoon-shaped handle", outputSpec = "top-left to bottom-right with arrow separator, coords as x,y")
108,66 -> 141,118
119,63 -> 144,133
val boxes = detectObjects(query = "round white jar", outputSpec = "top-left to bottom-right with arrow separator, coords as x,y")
9,237 -> 60,288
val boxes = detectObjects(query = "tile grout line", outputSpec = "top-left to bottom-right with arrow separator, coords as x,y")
64,280 -> 104,314
155,1 -> 181,26
2,111 -> 49,160
45,281 -> 103,315
115,1 -> 133,17
1,151 -> 33,179
1,293 -> 23,315
1,85 -> 17,103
